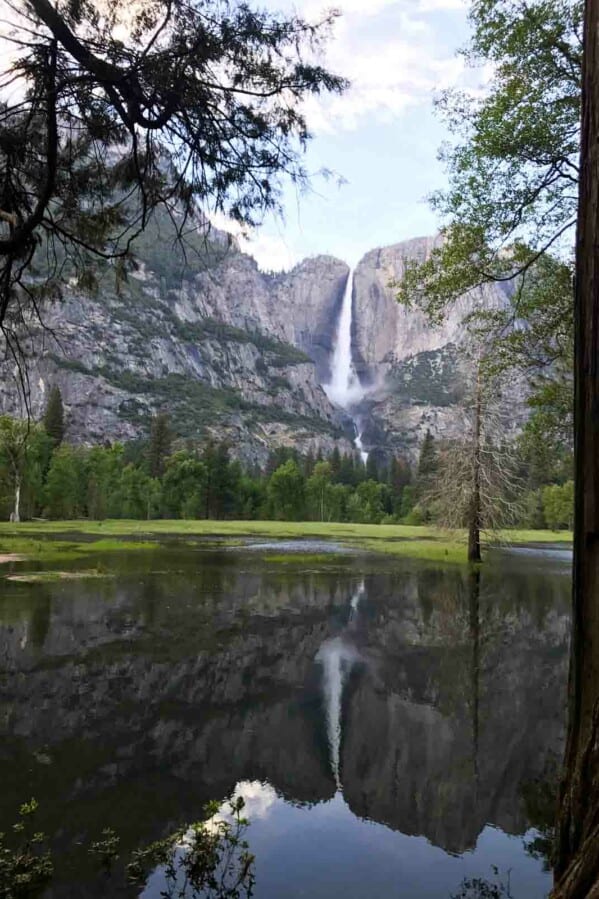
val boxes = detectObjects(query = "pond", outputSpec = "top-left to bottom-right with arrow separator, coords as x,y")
0,540 -> 571,898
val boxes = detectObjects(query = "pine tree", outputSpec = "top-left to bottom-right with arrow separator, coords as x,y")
417,430 -> 438,486
148,413 -> 172,479
43,386 -> 65,448
366,453 -> 379,482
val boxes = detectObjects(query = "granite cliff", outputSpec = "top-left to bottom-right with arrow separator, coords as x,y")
0,225 -> 525,464
350,236 -> 524,461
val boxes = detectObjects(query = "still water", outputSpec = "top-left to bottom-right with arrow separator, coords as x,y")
0,541 -> 570,897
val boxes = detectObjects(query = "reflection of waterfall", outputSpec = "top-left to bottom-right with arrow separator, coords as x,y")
316,638 -> 358,789
316,582 -> 364,788
349,579 -> 365,624
324,271 -> 369,463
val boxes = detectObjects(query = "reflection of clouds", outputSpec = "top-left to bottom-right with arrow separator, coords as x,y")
142,782 -> 277,896
201,781 -> 279,834
228,780 -> 279,821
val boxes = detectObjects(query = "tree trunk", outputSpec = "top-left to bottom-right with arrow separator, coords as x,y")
553,1 -> 599,894
468,366 -> 482,563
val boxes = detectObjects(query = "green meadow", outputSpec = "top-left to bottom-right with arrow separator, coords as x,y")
0,520 -> 572,567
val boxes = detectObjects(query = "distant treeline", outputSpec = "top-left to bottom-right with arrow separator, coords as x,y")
0,391 -> 574,529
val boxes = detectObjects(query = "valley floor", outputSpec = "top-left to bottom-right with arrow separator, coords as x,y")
0,520 -> 573,566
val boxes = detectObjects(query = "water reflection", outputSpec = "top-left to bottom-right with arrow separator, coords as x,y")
0,546 -> 570,897
316,579 -> 364,788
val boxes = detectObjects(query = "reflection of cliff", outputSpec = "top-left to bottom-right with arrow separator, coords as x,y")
0,551 -> 570,892
340,565 -> 568,853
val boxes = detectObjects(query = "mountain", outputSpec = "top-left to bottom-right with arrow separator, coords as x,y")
0,224 -> 526,465
0,214 -> 354,466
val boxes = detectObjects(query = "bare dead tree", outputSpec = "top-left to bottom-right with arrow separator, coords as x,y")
426,360 -> 525,562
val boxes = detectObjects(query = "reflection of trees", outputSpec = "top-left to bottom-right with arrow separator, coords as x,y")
469,568 -> 481,792
520,755 -> 561,871
450,874 -> 513,898
341,563 -> 569,852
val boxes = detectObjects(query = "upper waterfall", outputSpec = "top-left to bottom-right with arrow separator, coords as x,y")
324,269 -> 365,410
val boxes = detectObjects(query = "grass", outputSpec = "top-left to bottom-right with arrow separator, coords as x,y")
0,520 -> 573,566
6,570 -> 114,584
0,535 -> 157,565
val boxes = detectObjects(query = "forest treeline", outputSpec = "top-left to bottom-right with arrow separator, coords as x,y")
0,390 -> 573,529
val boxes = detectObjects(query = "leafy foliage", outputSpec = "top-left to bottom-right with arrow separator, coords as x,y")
1,798 -> 254,899
451,870 -> 513,899
399,0 -> 581,315
396,1 -> 578,485
149,412 -> 173,478
42,386 -> 64,447
126,797 -> 255,899
0,408 -> 573,528
0,0 -> 346,378
0,800 -> 53,899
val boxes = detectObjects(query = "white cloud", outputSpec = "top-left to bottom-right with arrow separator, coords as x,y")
264,0 -> 468,133
208,212 -> 299,271
238,231 -> 299,272
417,0 -> 468,10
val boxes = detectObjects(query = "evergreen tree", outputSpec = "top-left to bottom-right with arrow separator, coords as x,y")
43,387 -> 65,448
148,413 -> 172,479
303,451 -> 316,478
338,453 -> 357,486
417,431 -> 437,481
388,456 -> 412,514
366,454 -> 379,482
330,447 -> 342,481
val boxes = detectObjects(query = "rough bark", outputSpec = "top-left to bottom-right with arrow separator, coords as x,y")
553,1 -> 599,894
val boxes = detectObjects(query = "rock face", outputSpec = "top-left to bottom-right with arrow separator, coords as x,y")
0,216 -> 352,466
351,237 -> 524,460
0,225 -> 526,464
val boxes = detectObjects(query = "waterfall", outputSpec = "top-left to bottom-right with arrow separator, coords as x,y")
325,270 -> 364,410
325,270 -> 369,463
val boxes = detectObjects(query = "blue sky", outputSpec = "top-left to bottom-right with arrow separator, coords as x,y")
224,0 -> 477,270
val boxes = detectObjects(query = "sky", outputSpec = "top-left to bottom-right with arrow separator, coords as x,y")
228,0 -> 476,271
